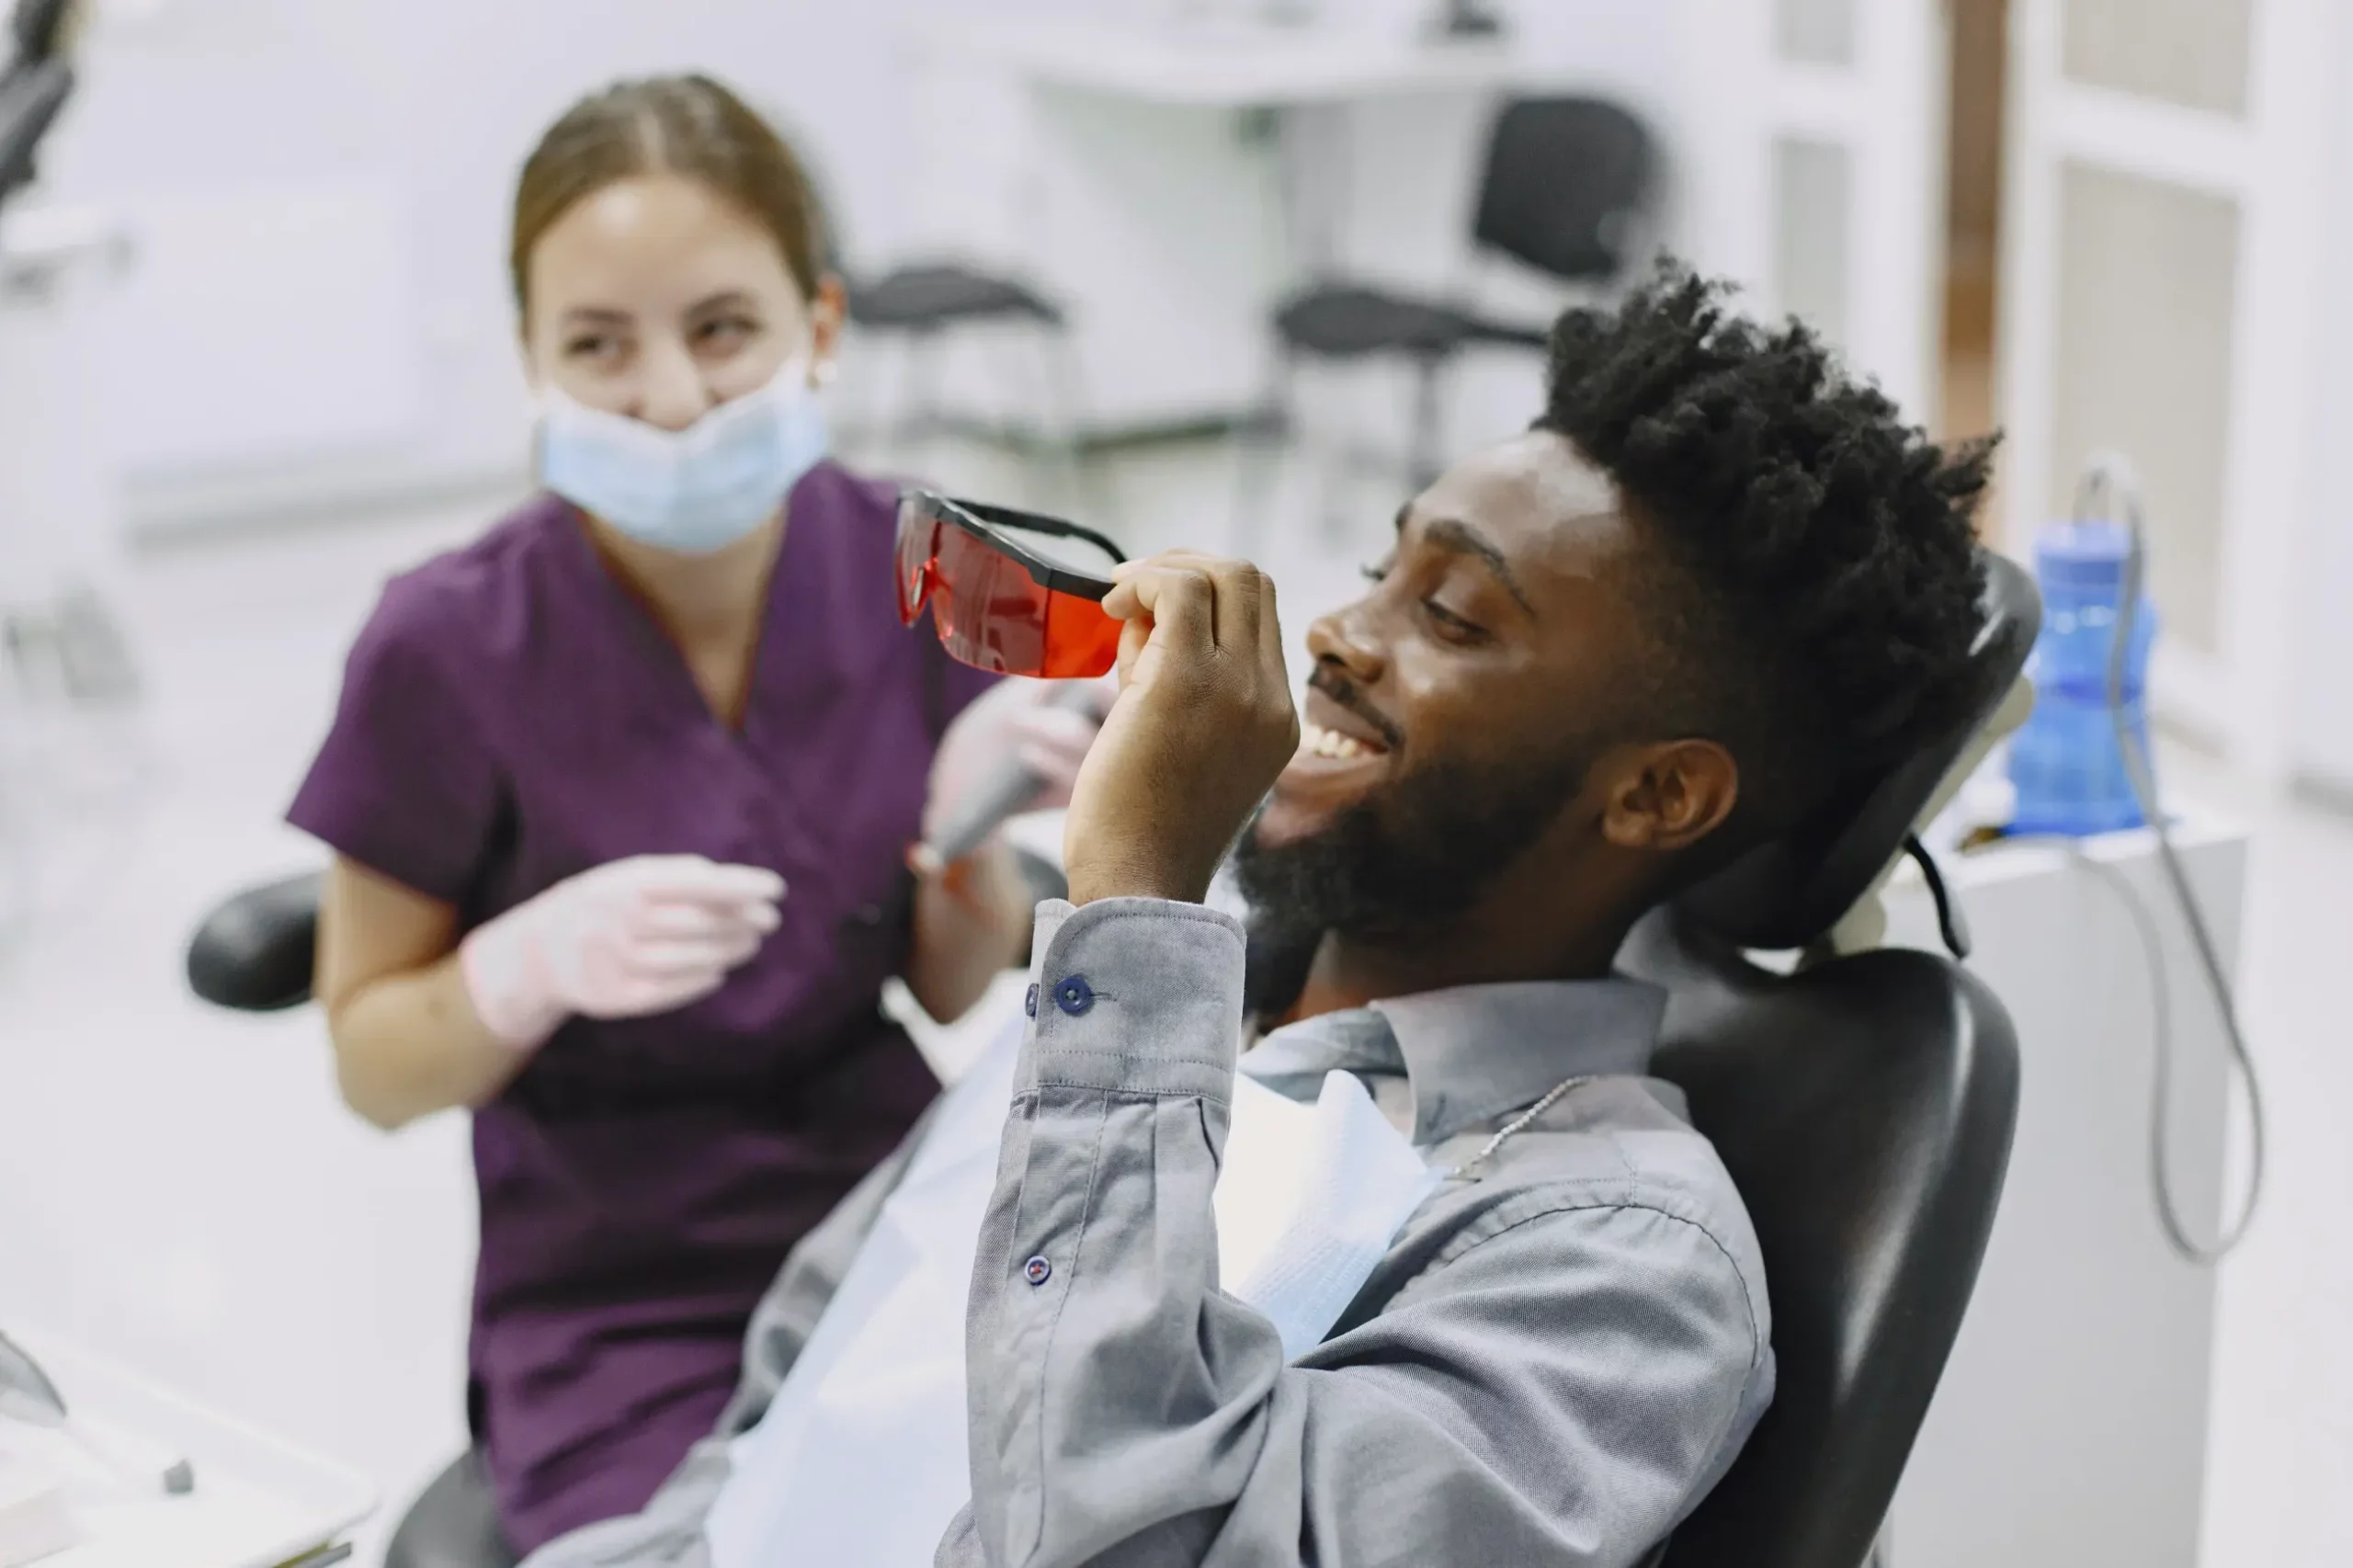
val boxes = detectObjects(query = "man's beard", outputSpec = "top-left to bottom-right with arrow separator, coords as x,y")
1232,737 -> 1599,1015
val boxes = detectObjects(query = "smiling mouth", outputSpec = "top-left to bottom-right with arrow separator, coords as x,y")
1296,721 -> 1390,763
1263,710 -> 1393,842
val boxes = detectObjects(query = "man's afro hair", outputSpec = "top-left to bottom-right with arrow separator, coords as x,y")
1538,262 -> 1994,824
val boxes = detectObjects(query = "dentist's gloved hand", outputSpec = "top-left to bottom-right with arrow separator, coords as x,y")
458,855 -> 785,1050
900,679 -> 1108,1019
916,676 -> 1108,870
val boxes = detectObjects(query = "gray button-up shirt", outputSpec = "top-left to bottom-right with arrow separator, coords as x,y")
525,899 -> 1772,1568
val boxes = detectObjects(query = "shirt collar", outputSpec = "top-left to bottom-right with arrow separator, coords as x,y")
1241,976 -> 1667,1145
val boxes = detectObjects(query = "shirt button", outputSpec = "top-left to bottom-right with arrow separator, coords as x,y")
1052,976 -> 1095,1017
1025,983 -> 1040,1018
1023,1256 -> 1052,1287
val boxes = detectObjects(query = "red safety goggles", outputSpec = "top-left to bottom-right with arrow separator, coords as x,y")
894,491 -> 1127,678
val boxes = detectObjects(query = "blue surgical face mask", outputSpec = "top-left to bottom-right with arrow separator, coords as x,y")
536,353 -> 830,555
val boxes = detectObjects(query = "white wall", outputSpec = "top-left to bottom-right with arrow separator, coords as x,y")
2286,17 -> 2353,796
34,0 -> 1717,528
45,0 -> 931,527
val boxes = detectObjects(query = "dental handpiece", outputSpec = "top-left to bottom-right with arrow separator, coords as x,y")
920,684 -> 1102,868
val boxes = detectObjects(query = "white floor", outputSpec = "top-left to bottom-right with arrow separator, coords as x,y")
0,440 -> 2346,1565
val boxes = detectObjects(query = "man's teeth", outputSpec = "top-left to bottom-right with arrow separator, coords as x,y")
1300,722 -> 1380,761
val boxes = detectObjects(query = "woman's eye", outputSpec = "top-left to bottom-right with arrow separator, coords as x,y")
563,335 -> 615,360
696,316 -> 757,348
1359,560 -> 1392,584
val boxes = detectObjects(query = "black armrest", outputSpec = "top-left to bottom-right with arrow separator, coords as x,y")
186,854 -> 1060,1016
186,871 -> 323,1012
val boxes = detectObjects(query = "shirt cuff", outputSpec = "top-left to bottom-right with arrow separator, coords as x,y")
1020,897 -> 1246,1102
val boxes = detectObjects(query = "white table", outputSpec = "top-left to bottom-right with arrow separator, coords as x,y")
1879,824 -> 2244,1568
931,16 -> 1512,108
0,1329 -> 373,1568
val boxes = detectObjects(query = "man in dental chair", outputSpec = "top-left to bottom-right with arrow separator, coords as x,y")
526,267 -> 1993,1568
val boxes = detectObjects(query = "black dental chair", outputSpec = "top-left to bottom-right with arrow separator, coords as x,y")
189,554 -> 2035,1568
1631,549 -> 2038,1568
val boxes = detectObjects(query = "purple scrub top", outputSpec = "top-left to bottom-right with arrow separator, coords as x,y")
287,461 -> 995,1551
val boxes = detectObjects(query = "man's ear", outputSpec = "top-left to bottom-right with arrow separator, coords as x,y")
1597,739 -> 1740,854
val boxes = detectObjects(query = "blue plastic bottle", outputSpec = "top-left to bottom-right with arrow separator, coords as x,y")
2006,519 -> 2158,835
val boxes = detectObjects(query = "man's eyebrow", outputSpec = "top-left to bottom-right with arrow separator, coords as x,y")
1418,515 -> 1534,615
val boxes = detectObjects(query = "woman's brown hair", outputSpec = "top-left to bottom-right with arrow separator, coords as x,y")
510,74 -> 826,312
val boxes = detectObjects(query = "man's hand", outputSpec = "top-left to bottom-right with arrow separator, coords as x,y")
1063,551 -> 1299,906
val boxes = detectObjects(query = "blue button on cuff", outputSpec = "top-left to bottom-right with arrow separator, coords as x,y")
1052,976 -> 1095,1017
1024,983 -> 1040,1018
1023,1256 -> 1052,1287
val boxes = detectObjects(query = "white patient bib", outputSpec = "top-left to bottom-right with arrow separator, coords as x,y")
704,1021 -> 1444,1568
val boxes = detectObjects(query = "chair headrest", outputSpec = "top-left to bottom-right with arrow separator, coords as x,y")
1672,551 -> 2040,952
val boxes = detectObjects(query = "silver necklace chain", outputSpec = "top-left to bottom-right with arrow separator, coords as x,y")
1449,1074 -> 1595,1181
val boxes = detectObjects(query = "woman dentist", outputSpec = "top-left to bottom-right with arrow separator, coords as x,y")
285,74 -> 1094,1557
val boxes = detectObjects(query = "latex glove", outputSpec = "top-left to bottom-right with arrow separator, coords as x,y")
459,854 -> 785,1050
918,676 -> 1108,861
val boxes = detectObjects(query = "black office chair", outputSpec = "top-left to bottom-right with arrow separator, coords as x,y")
1235,95 -> 1657,540
1627,549 -> 2040,1568
847,260 -> 1087,473
757,117 -> 1097,517
8,0 -> 72,63
0,53 -> 69,210
0,0 -> 75,195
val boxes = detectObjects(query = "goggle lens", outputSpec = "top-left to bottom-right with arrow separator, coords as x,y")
895,494 -> 1122,678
